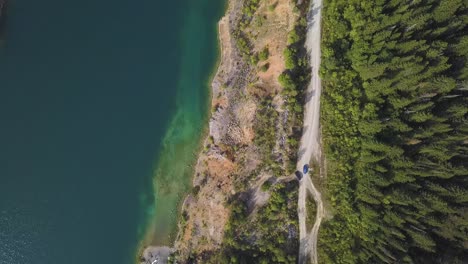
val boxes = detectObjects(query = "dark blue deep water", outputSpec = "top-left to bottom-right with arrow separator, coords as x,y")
0,0 -> 224,263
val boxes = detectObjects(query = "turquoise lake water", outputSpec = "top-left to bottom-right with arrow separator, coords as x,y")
0,0 -> 225,263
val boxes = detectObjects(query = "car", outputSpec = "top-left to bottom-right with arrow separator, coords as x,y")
295,171 -> 303,180
303,164 -> 309,174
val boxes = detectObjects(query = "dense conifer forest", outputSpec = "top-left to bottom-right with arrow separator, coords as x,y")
319,0 -> 467,263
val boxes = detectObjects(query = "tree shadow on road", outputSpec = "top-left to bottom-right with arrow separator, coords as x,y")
305,89 -> 316,103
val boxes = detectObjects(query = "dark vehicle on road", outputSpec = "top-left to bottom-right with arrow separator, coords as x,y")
295,171 -> 303,180
303,164 -> 309,174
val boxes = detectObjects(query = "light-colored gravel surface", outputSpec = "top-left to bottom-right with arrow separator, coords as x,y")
297,0 -> 324,263
139,246 -> 174,264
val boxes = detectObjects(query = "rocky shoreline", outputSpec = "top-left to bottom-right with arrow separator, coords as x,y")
139,0 -> 298,261
138,1 -> 246,263
173,0 -> 297,261
173,0 -> 252,259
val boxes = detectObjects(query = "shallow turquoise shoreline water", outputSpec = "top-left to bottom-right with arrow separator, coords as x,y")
0,0 -> 224,263
140,0 -> 227,247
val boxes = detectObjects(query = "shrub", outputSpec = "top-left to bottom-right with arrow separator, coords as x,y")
268,2 -> 278,11
261,180 -> 273,191
278,72 -> 295,89
287,28 -> 300,44
250,53 -> 259,65
259,47 -> 269,61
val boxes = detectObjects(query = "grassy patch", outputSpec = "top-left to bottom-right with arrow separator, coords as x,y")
306,195 -> 316,231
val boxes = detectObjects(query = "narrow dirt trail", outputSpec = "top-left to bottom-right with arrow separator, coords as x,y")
297,0 -> 323,263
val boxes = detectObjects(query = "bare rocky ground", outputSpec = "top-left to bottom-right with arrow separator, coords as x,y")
139,246 -> 174,264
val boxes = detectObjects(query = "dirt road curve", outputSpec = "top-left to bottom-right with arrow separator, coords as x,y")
297,0 -> 324,263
